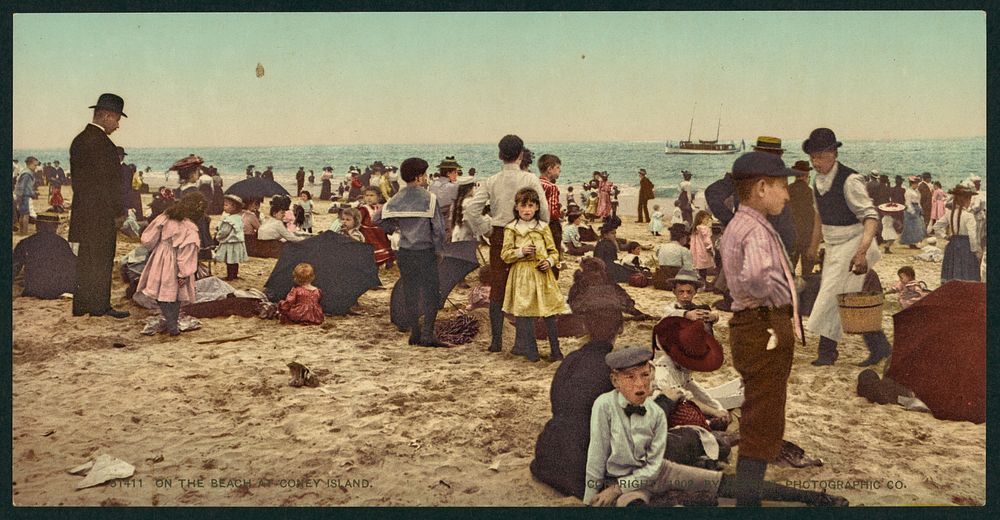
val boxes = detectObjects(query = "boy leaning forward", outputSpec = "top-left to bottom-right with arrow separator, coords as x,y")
718,151 -> 803,506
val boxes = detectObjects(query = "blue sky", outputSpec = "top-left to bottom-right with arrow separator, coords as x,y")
12,11 -> 986,148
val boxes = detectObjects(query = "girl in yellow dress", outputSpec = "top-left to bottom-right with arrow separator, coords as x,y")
502,188 -> 568,362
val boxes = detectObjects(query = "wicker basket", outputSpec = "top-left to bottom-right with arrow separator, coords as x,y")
837,291 -> 884,334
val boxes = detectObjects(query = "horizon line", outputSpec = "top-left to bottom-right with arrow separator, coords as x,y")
12,135 -> 987,152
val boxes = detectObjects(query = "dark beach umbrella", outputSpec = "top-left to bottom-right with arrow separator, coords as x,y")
264,232 -> 381,315
389,240 -> 481,329
225,177 -> 289,200
885,280 -> 985,424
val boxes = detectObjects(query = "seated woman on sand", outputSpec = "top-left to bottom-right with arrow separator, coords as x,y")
258,195 -> 305,242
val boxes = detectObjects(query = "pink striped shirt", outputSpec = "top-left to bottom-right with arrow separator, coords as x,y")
720,206 -> 792,311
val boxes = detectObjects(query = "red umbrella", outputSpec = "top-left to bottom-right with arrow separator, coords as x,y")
886,281 -> 985,424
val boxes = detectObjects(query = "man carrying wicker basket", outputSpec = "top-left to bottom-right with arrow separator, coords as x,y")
803,128 -> 893,367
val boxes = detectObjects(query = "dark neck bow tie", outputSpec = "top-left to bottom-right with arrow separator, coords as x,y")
624,404 -> 647,417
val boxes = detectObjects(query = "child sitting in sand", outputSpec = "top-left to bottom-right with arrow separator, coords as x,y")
886,265 -> 930,310
562,210 -> 595,256
282,197 -> 299,233
214,194 -> 249,281
465,264 -> 492,313
295,191 -> 314,233
566,186 -> 579,213
501,188 -> 567,362
278,263 -> 325,325
48,183 -> 65,213
649,204 -> 663,236
619,241 -> 645,271
340,207 -> 364,242
584,346 -> 848,508
327,205 -> 343,233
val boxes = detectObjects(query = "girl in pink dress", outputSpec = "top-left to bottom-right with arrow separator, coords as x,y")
929,181 -> 947,227
689,210 -> 716,282
136,192 -> 205,336
278,263 -> 325,325
595,172 -> 614,219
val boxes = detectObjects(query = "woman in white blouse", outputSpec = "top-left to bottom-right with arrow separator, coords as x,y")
258,204 -> 305,242
936,184 -> 981,282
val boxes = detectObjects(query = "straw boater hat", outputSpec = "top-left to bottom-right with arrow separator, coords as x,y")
457,175 -> 476,186
666,269 -> 704,290
35,213 -> 62,231
652,316 -> 724,372
907,175 -> 921,183
878,202 -> 905,213
753,136 -> 785,153
224,194 -> 244,207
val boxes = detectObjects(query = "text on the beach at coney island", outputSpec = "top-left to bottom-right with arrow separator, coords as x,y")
129,478 -> 373,489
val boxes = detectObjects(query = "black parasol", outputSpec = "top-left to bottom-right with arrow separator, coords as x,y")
225,177 -> 289,200
389,240 -> 481,330
264,232 -> 381,315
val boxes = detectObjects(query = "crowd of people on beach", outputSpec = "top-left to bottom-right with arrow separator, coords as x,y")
11,92 -> 988,508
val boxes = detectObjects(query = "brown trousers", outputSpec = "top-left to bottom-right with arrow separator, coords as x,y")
489,226 -> 512,304
728,305 -> 794,461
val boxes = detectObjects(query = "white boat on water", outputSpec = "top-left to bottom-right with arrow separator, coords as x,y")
665,104 -> 745,154
665,139 -> 744,155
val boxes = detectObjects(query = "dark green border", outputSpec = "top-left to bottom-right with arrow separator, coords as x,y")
2,2 -> 996,519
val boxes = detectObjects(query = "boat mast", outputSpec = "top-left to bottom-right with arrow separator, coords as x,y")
715,104 -> 722,142
687,103 -> 696,142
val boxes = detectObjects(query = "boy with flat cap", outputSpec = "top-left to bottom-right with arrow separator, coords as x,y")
718,151 -> 802,506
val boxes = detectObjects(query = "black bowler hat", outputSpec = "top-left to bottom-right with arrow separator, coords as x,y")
89,93 -> 127,117
116,146 -> 127,156
730,152 -> 798,180
802,128 -> 841,154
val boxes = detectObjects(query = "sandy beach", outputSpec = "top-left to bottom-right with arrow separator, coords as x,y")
11,185 -> 985,507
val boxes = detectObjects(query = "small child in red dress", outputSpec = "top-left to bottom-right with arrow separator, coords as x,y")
278,263 -> 325,325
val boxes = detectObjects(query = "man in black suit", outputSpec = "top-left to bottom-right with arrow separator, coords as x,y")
68,93 -> 130,318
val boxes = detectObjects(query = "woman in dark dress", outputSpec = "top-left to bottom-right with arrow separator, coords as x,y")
319,166 -> 333,201
592,216 -> 632,283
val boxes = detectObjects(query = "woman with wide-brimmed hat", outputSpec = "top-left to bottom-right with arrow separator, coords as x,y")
937,183 -> 981,282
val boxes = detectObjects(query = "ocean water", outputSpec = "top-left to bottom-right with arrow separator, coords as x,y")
14,138 -> 986,198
